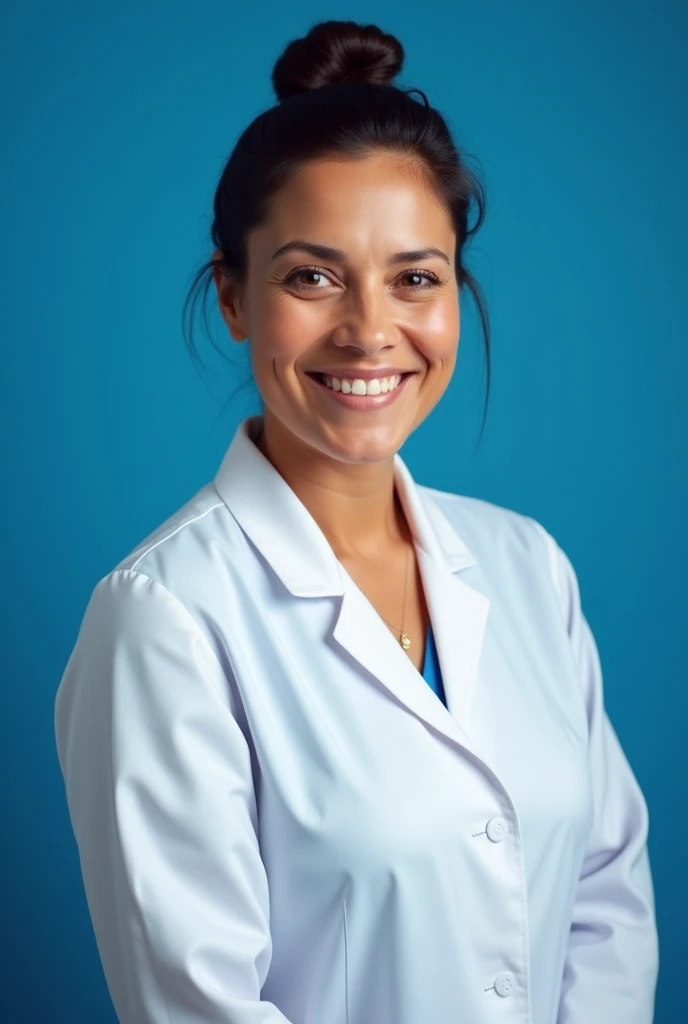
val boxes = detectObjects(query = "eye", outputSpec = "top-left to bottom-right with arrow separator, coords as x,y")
284,266 -> 334,290
399,269 -> 442,289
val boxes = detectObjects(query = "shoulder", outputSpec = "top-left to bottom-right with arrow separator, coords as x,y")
108,481 -> 244,595
112,483 -> 225,576
420,483 -> 558,571
420,484 -> 586,643
79,482 -> 247,661
418,483 -> 579,629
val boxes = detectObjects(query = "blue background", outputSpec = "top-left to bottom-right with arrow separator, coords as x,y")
2,1 -> 685,1019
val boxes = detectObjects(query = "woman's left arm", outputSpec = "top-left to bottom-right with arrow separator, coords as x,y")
533,522 -> 659,1024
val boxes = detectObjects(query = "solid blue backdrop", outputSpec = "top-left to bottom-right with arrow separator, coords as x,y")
2,1 -> 684,1020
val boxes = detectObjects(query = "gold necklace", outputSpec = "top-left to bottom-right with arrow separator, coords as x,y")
380,544 -> 411,650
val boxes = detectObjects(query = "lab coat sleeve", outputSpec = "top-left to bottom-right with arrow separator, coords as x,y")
536,525 -> 659,1023
54,568 -> 294,1024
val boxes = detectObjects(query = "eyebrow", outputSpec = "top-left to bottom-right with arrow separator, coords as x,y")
269,239 -> 451,266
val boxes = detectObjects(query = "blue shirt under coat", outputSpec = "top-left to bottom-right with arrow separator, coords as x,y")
421,622 -> 447,706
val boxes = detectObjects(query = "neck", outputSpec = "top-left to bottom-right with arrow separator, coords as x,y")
253,414 -> 410,561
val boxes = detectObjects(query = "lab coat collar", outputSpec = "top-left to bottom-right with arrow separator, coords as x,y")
213,415 -> 477,598
213,416 -> 491,753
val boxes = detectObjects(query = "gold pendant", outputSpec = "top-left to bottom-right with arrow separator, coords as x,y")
400,634 -> 411,650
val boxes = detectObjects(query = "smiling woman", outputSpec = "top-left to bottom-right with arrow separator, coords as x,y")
54,17 -> 658,1024
182,20 -> 490,464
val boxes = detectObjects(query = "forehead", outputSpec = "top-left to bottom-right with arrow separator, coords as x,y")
255,152 -> 455,255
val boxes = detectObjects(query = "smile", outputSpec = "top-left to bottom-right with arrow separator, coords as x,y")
306,371 -> 415,411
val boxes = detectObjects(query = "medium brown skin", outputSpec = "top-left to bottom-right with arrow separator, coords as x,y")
213,152 -> 460,670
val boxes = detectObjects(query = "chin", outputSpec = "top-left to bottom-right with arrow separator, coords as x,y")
316,426 -> 404,464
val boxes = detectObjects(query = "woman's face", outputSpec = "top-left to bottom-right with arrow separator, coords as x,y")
215,151 -> 460,465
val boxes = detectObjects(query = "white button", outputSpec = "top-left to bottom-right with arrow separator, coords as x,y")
494,971 -> 515,997
486,816 -> 508,843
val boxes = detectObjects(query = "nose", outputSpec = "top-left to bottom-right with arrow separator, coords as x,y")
330,284 -> 397,356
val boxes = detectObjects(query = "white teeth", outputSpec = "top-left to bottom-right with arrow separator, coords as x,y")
323,374 -> 402,395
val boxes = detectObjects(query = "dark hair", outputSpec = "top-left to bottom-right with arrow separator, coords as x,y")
182,19 -> 492,443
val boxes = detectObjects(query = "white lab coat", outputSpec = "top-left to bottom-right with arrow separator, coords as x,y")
54,414 -> 658,1024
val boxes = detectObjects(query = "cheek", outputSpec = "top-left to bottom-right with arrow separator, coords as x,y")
413,298 -> 460,366
422,296 -> 459,343
252,291 -> 322,356
247,303 -> 311,382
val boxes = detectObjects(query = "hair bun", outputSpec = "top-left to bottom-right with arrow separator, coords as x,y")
272,20 -> 404,102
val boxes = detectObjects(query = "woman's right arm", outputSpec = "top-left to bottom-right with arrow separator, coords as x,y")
55,568 -> 294,1023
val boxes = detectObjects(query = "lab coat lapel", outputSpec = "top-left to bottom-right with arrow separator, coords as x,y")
416,545 -> 490,735
331,450 -> 490,757
213,416 -> 491,760
332,556 -> 489,757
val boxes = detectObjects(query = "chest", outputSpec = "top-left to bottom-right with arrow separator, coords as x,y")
337,546 -> 431,673
219,553 -> 594,894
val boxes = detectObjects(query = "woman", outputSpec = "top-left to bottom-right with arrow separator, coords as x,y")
54,19 -> 658,1024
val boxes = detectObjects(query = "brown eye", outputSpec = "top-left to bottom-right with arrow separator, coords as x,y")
399,269 -> 441,288
284,266 -> 333,289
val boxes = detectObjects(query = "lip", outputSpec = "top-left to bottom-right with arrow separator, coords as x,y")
306,370 -> 415,411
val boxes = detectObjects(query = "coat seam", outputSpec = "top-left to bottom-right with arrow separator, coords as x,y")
343,896 -> 350,1024
128,499 -> 225,572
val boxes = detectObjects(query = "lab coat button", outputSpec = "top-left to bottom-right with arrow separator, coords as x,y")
486,816 -> 507,842
494,971 -> 515,997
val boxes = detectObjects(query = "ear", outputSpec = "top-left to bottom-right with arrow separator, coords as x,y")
212,249 -> 248,343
